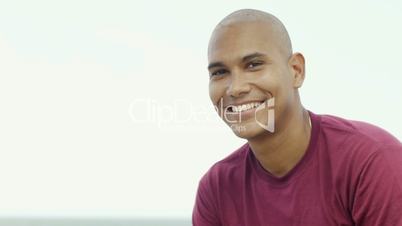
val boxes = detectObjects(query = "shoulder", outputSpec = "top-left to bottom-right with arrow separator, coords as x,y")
315,113 -> 402,177
318,113 -> 400,151
320,114 -> 400,145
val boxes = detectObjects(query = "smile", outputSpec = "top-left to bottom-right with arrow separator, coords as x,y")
227,101 -> 265,113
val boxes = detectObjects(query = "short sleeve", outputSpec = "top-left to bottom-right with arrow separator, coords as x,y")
352,144 -> 402,226
192,172 -> 221,226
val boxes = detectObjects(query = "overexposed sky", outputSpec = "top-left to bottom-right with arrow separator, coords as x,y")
0,0 -> 401,218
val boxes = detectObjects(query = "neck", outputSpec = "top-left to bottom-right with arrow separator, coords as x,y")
248,106 -> 311,177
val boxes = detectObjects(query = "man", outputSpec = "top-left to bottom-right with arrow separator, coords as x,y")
193,9 -> 402,226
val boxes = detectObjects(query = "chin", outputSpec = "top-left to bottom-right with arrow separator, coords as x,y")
229,121 -> 270,140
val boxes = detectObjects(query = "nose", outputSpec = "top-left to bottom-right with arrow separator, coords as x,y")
226,70 -> 251,97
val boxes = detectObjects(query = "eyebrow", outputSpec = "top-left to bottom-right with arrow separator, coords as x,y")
242,52 -> 266,62
207,52 -> 267,70
207,62 -> 226,70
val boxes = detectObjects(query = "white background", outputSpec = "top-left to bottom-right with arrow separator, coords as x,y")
0,0 -> 401,219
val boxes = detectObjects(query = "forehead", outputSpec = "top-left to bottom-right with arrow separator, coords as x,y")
208,21 -> 280,63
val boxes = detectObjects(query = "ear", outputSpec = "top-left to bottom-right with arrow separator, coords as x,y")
288,52 -> 305,88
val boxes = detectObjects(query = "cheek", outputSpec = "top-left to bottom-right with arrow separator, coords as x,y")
209,81 -> 225,105
252,73 -> 277,96
252,67 -> 288,96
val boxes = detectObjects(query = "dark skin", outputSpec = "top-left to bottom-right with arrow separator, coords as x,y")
208,10 -> 311,177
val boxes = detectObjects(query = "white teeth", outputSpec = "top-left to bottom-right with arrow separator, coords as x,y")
231,102 -> 263,113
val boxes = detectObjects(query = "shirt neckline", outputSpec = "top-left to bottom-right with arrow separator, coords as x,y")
247,110 -> 321,187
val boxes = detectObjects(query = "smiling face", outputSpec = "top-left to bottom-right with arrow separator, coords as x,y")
208,20 -> 305,139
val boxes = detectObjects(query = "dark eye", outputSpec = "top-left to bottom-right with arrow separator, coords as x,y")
246,61 -> 264,69
211,69 -> 228,77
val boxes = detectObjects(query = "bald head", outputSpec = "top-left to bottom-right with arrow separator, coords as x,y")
207,9 -> 307,139
209,9 -> 293,60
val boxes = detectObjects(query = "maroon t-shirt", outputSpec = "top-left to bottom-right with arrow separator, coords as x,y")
193,112 -> 402,226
